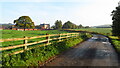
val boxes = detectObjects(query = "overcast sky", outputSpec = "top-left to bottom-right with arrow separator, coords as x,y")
0,0 -> 119,26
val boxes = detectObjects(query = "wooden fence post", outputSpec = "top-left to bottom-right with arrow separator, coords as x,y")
66,33 -> 68,38
24,36 -> 28,50
71,34 -> 73,38
76,33 -> 78,37
72,34 -> 74,37
70,34 -> 72,38
46,33 -> 50,44
79,33 -> 81,37
59,34 -> 61,41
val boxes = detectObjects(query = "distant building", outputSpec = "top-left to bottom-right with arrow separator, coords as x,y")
0,23 -> 14,29
40,24 -> 50,29
0,25 -> 3,30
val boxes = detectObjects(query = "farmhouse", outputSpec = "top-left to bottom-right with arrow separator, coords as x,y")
40,23 -> 50,29
0,23 -> 14,29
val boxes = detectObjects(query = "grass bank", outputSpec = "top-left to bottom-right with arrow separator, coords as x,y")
109,36 -> 120,53
2,33 -> 91,67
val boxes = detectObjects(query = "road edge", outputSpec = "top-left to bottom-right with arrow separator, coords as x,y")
39,38 -> 91,67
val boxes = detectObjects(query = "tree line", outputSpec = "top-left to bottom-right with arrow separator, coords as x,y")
13,16 -> 85,30
51,20 -> 84,30
111,1 -> 120,38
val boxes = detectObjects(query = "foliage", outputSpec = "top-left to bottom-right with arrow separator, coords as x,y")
62,21 -> 77,29
84,26 -> 90,28
51,25 -> 55,29
14,16 -> 35,29
55,20 -> 62,30
2,33 -> 91,67
111,3 -> 120,37
78,24 -> 83,28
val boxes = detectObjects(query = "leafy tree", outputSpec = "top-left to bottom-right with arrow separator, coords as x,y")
111,2 -> 120,38
55,20 -> 62,29
78,24 -> 83,28
62,21 -> 73,29
62,21 -> 78,29
14,16 -> 35,30
71,24 -> 78,29
84,26 -> 90,28
51,25 -> 55,29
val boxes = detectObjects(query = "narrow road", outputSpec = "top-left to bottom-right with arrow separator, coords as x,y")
44,35 -> 119,66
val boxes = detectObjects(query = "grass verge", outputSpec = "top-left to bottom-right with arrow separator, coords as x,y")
109,36 -> 120,53
2,33 -> 91,67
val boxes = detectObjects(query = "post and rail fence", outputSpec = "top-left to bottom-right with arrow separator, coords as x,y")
0,33 -> 79,56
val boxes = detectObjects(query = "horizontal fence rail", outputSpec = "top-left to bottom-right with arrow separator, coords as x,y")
0,33 -> 79,55
0,33 -> 77,42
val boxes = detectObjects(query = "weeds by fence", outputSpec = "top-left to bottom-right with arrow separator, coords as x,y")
0,33 -> 79,55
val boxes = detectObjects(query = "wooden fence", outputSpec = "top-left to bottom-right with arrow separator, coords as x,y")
0,33 -> 79,55
12,28 -> 41,31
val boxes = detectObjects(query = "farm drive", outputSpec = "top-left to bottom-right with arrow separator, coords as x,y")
44,35 -> 119,66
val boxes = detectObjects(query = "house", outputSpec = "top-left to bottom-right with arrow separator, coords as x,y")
0,23 -> 14,29
40,24 -> 50,29
0,26 -> 3,30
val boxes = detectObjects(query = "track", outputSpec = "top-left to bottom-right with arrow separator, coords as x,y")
44,34 -> 119,66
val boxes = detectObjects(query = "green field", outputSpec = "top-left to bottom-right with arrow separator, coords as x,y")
74,28 -> 112,34
1,30 -> 92,66
1,30 -> 70,39
1,28 -> 120,66
1,30 -> 76,54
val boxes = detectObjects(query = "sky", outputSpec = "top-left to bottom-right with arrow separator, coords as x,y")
0,0 -> 119,26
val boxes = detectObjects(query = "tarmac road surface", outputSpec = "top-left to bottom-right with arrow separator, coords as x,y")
44,34 -> 119,66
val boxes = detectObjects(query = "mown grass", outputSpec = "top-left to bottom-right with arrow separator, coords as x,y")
1,30 -> 71,47
73,28 -> 112,34
1,30 -> 74,54
1,30 -> 70,39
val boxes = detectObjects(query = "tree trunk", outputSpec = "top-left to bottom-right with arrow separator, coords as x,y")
24,24 -> 26,31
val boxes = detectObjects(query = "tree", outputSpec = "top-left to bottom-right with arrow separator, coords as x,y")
111,2 -> 120,38
51,25 -> 55,29
84,26 -> 90,28
71,24 -> 78,29
62,21 -> 73,29
62,21 -> 78,29
55,20 -> 62,29
78,24 -> 83,28
14,16 -> 35,31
